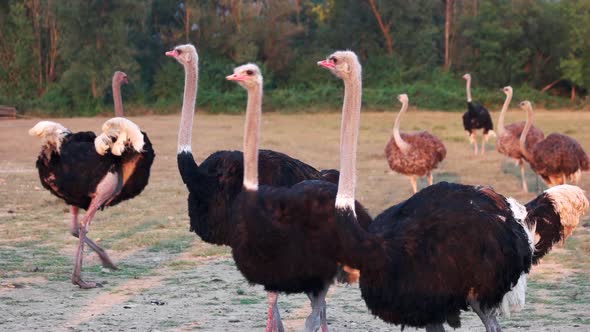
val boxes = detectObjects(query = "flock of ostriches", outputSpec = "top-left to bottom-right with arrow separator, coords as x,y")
28,45 -> 590,332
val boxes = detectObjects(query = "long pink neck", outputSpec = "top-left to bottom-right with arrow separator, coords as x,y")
393,100 -> 410,153
335,66 -> 362,212
519,105 -> 534,161
113,78 -> 124,117
497,90 -> 512,136
242,84 -> 263,191
178,59 -> 198,154
465,77 -> 472,103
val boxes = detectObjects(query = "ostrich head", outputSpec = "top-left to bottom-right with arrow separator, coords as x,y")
462,73 -> 471,81
397,94 -> 409,104
519,100 -> 533,111
503,86 -> 513,95
317,51 -> 361,80
113,71 -> 128,85
226,63 -> 262,90
165,44 -> 198,66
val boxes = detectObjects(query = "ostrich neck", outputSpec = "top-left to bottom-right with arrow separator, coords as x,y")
497,92 -> 512,136
113,80 -> 124,117
335,69 -> 362,212
519,106 -> 534,161
393,101 -> 411,153
242,85 -> 262,191
178,60 -> 198,154
466,78 -> 472,103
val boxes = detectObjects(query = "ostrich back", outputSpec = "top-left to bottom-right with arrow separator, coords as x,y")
35,132 -> 120,210
385,132 -> 446,177
497,121 -> 544,161
183,149 -> 338,246
230,180 -> 372,295
107,132 -> 155,206
530,133 -> 590,180
463,102 -> 493,133
359,182 -> 532,328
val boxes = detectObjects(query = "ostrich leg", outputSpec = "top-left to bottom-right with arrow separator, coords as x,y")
481,133 -> 487,155
427,173 -> 433,186
69,206 -> 117,269
425,324 -> 446,332
469,132 -> 479,155
72,172 -> 121,289
266,292 -> 284,332
469,299 -> 502,332
519,162 -> 528,193
305,286 -> 330,332
409,176 -> 418,194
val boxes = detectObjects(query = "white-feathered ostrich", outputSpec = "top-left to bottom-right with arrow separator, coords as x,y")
496,87 -> 544,192
385,94 -> 446,193
462,73 -> 495,155
29,72 -> 155,288
228,53 -> 372,332
519,100 -> 589,186
318,54 -> 588,331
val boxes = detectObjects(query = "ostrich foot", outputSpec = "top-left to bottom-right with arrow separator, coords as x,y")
71,276 -> 103,289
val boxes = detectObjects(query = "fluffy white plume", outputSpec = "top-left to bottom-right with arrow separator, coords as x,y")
94,117 -> 144,156
28,121 -> 71,153
544,185 -> 589,239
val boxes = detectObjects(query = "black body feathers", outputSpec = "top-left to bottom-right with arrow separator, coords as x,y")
463,102 -> 494,134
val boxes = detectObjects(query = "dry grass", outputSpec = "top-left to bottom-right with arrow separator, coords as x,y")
0,109 -> 589,331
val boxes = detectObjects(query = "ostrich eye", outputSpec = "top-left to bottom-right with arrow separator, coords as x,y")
246,70 -> 253,75
176,49 -> 183,55
330,57 -> 337,64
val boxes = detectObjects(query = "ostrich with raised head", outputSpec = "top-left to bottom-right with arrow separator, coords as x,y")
228,53 -> 371,332
462,73 -> 494,155
496,86 -> 544,192
519,100 -> 589,186
385,94 -> 446,193
28,72 -> 155,288
165,44 -> 343,250
319,56 -> 588,331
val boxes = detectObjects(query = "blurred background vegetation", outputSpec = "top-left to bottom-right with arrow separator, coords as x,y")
1,0 -> 589,115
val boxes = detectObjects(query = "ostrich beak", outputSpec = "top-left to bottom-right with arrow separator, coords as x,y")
165,49 -> 179,57
317,59 -> 335,69
226,73 -> 247,81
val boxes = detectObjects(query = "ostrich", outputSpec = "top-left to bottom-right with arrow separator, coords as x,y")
228,53 -> 371,332
29,73 -> 155,288
519,101 -> 589,186
319,55 -> 588,331
496,86 -> 544,192
385,94 -> 446,193
112,71 -> 128,117
165,44 -> 346,249
462,73 -> 494,155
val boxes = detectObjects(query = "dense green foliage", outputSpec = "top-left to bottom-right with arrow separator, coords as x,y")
0,0 -> 588,115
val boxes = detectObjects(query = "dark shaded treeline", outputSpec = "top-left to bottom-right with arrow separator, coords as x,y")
1,0 -> 588,115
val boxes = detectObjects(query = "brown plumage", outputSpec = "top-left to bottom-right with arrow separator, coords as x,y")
385,94 -> 446,193
519,101 -> 590,186
495,86 -> 544,192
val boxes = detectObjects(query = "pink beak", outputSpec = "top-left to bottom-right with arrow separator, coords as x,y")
317,59 -> 335,69
226,73 -> 247,81
165,50 -> 178,57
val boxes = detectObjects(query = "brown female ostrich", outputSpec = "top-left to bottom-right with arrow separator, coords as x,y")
519,100 -> 589,186
462,73 -> 494,155
28,72 -> 155,288
385,94 -> 446,193
496,86 -> 544,192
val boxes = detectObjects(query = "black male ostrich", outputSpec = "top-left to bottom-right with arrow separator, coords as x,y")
165,44 -> 340,249
462,73 -> 494,155
228,52 -> 372,332
315,55 -> 588,331
29,73 -> 155,288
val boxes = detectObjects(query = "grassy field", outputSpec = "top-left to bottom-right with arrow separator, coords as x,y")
1,109 -> 589,331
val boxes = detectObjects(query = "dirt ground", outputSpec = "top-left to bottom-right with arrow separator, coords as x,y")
1,109 -> 590,331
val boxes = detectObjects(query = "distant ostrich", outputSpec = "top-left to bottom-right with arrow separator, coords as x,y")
112,71 -> 128,117
385,94 -> 446,193
317,53 -> 588,332
462,73 -> 494,155
519,101 -> 589,186
228,53 -> 372,332
29,72 -> 155,288
496,87 -> 544,192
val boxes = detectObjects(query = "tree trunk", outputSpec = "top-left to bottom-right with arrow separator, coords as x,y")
366,0 -> 393,56
91,76 -> 98,98
571,85 -> 576,101
444,0 -> 452,71
540,79 -> 560,93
